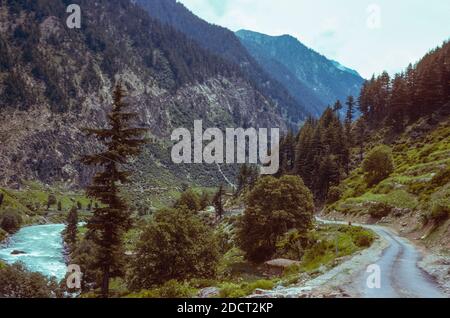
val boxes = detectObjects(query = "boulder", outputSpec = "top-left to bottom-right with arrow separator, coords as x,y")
198,287 -> 220,298
11,250 -> 26,255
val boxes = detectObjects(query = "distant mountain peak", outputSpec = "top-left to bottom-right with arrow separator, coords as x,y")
236,29 -> 364,115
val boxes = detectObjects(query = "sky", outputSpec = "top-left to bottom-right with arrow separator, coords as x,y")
177,0 -> 450,79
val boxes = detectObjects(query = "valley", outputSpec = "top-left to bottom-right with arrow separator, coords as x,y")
0,0 -> 449,300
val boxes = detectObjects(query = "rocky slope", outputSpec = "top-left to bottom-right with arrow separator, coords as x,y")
0,0 -> 285,188
236,30 -> 364,116
135,0 -> 310,125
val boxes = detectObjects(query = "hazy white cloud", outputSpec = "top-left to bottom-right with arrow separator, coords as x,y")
178,0 -> 450,78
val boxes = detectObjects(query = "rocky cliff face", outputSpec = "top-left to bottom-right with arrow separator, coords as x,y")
135,0 -> 310,125
0,0 -> 285,188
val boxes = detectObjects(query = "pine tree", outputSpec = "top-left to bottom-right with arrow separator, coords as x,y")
213,184 -> 225,220
388,74 -> 407,131
82,83 -> 148,298
333,100 -> 343,115
355,120 -> 367,162
65,206 -> 78,250
345,96 -> 355,145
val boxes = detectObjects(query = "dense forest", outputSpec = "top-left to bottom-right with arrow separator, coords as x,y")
276,40 -> 450,203
0,0 -> 240,112
359,41 -> 450,129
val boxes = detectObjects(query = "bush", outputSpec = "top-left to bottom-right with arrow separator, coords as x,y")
158,280 -> 197,298
0,228 -> 7,242
0,210 -> 22,234
429,201 -> 450,223
0,192 -> 4,206
219,282 -> 247,298
362,145 -> 394,187
128,208 -> 220,290
368,202 -> 392,219
0,263 -> 60,298
199,191 -> 211,210
327,186 -> 343,204
238,176 -> 314,263
47,194 -> 57,209
219,280 -> 274,298
349,227 -> 375,248
174,189 -> 201,213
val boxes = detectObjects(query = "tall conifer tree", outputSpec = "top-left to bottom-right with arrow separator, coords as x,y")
82,83 -> 147,298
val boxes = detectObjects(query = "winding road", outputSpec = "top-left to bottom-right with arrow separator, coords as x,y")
318,218 -> 447,298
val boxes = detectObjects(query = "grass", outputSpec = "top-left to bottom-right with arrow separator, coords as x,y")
329,117 -> 450,219
0,181 -> 93,228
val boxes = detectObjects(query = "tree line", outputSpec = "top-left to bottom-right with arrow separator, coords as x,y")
358,41 -> 450,130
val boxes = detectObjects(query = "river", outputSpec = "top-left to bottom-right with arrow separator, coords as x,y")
0,224 -> 67,282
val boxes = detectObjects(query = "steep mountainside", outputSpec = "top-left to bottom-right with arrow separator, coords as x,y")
324,41 -> 450,251
135,0 -> 310,124
236,30 -> 365,115
0,0 -> 285,188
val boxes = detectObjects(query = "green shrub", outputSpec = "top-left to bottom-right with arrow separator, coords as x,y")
219,280 -> 274,298
0,192 -> 4,206
219,282 -> 247,298
174,189 -> 201,213
429,201 -> 450,223
0,228 -> 7,242
430,166 -> 450,189
0,263 -> 60,298
368,202 -> 392,219
128,208 -> 220,290
47,194 -> 57,209
0,210 -> 22,234
158,280 -> 197,298
327,186 -> 342,204
238,176 -> 314,263
362,145 -> 394,187
350,228 -> 375,247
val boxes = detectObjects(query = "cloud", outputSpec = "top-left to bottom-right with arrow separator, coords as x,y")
178,0 -> 450,78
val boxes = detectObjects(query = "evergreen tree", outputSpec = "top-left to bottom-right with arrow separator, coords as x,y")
355,120 -> 367,162
236,164 -> 259,195
345,96 -> 354,144
82,83 -> 147,298
213,184 -> 225,219
332,100 -> 343,115
65,206 -> 78,250
388,74 -> 407,131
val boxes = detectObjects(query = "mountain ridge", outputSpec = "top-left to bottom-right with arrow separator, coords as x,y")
0,0 -> 285,188
236,29 -> 364,115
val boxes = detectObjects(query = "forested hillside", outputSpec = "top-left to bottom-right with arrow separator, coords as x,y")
0,0 -> 285,188
236,30 -> 364,117
275,40 -> 450,249
135,0 -> 310,124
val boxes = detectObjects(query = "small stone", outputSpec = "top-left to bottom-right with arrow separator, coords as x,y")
198,287 -> 220,298
11,250 -> 26,255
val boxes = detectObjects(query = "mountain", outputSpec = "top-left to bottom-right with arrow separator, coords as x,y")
0,0 -> 286,189
236,30 -> 365,115
135,0 -> 310,124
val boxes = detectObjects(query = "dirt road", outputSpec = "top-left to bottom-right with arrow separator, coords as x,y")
318,218 -> 447,298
